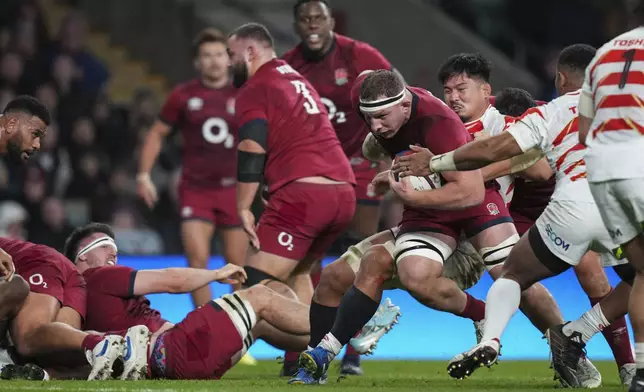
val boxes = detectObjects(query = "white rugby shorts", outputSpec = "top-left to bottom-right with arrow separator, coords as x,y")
535,199 -> 626,267
589,178 -> 644,246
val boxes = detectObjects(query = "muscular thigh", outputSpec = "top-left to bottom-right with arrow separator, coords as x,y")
590,179 -> 644,247
469,222 -> 518,274
393,231 -> 456,282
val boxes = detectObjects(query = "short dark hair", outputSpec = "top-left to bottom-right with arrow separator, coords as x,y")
64,222 -> 115,263
229,23 -> 274,48
293,0 -> 331,17
557,44 -> 596,75
437,53 -> 492,85
360,69 -> 404,102
3,95 -> 51,125
494,88 -> 536,117
192,28 -> 226,58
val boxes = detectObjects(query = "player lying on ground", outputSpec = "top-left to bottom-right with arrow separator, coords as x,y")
0,237 -> 132,381
440,54 -> 636,385
289,68 -> 578,385
393,44 -> 623,388
60,222 -> 394,380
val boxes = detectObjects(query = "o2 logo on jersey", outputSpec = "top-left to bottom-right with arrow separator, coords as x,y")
278,232 -> 294,251
321,98 -> 346,124
202,117 -> 234,148
291,81 -> 321,115
28,273 -> 48,289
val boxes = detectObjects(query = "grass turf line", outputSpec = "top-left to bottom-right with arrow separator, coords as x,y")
0,360 -> 626,391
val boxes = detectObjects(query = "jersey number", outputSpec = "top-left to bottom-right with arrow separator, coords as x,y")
291,81 -> 321,115
619,49 -> 636,89
321,98 -> 346,124
202,117 -> 234,148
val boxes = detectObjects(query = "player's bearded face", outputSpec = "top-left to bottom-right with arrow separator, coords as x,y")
5,117 -> 44,163
443,74 -> 489,122
231,60 -> 249,88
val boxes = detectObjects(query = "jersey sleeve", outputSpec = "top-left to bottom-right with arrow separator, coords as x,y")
158,87 -> 184,126
235,86 -> 268,125
62,271 -> 87,321
354,42 -> 392,73
88,266 -> 138,298
507,106 -> 551,152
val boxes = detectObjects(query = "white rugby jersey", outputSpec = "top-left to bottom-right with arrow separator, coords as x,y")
507,90 -> 593,202
465,105 -> 516,204
582,27 -> 644,182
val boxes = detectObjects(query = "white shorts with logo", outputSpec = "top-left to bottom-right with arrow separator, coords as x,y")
589,178 -> 644,246
535,200 -> 626,267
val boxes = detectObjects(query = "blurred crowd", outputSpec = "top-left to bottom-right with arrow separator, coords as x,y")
0,0 -> 184,255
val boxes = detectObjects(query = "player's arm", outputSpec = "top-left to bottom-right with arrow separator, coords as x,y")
430,108 -> 548,174
481,153 -> 551,182
133,265 -> 246,295
137,89 -> 181,207
577,61 -> 596,146
395,169 -> 485,209
362,133 -> 389,162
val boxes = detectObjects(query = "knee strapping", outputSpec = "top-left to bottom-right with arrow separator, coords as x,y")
393,234 -> 451,266
213,293 -> 257,349
478,234 -> 519,271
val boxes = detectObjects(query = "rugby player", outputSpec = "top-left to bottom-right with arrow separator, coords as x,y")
282,0 -> 395,374
394,44 -> 617,388
138,28 -> 248,307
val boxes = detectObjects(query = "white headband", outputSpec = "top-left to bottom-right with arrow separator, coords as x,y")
359,89 -> 406,114
76,236 -> 118,261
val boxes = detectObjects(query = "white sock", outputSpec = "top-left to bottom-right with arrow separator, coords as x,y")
562,303 -> 609,343
318,333 -> 342,360
636,343 -> 644,370
481,278 -> 521,344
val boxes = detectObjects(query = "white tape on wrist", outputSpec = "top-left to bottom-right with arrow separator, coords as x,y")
430,152 -> 456,172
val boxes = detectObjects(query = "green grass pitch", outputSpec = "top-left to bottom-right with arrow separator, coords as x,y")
0,360 -> 628,391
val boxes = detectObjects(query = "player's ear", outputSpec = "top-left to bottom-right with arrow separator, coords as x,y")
482,82 -> 492,98
4,116 -> 17,134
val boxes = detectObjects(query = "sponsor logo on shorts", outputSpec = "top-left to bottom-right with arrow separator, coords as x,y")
545,223 -> 570,251
612,245 -> 625,260
487,203 -> 500,216
608,227 -> 623,240
278,232 -> 294,251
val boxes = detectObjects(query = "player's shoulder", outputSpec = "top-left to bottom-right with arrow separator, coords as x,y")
83,265 -> 135,280
166,79 -> 201,102
410,87 -> 458,118
282,44 -> 303,63
339,34 -> 378,55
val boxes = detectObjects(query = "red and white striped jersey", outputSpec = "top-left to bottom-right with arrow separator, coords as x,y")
582,27 -> 644,182
507,90 -> 593,202
465,105 -> 517,205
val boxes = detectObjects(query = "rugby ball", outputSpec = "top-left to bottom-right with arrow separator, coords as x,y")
392,152 -> 442,191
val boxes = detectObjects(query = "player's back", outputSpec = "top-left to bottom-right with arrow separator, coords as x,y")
0,237 -> 76,279
283,34 -> 391,158
584,27 -> 644,182
160,79 -> 238,190
236,59 -> 354,192
82,266 -> 167,333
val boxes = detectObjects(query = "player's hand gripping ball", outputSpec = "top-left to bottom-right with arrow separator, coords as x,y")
392,151 -> 442,191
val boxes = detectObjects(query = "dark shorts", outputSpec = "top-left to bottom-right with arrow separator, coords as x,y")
510,210 -> 536,236
152,303 -> 242,380
179,186 -> 241,227
257,182 -> 356,260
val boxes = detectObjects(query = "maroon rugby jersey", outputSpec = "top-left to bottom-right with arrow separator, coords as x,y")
235,59 -> 355,193
82,265 -> 167,333
0,237 -> 86,320
283,34 -> 391,159
159,80 -> 238,190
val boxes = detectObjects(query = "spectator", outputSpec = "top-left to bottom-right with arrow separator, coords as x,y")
110,206 -> 163,255
28,197 -> 73,251
0,201 -> 28,240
